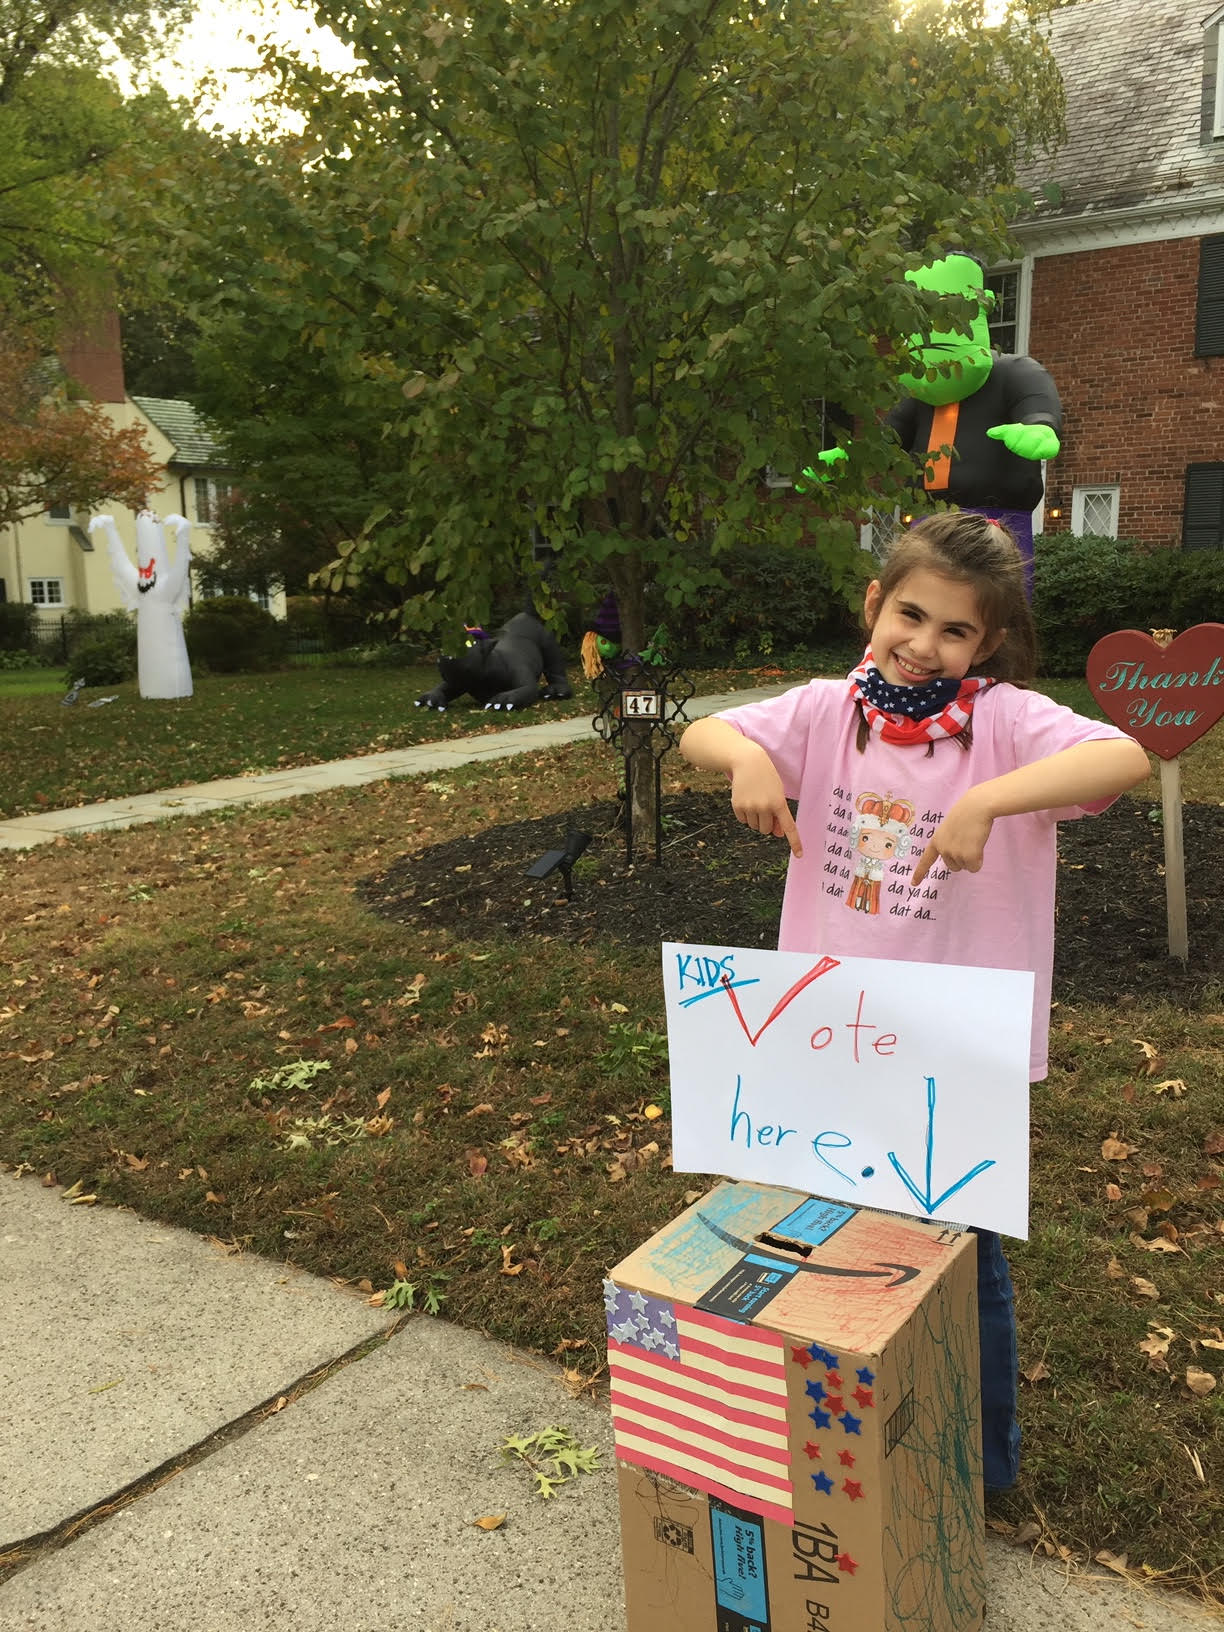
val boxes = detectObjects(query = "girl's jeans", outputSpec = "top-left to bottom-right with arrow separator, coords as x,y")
973,1227 -> 1021,1490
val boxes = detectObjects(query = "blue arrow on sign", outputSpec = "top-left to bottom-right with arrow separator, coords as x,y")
887,1075 -> 996,1217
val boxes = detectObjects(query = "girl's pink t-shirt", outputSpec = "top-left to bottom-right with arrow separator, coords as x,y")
718,680 -> 1129,1080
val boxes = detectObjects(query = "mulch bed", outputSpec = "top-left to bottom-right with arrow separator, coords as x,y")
359,794 -> 1224,1005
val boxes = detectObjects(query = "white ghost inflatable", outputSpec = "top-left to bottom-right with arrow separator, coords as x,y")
91,510 -> 194,700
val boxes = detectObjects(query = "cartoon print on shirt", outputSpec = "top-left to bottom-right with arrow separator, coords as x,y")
846,791 -> 916,915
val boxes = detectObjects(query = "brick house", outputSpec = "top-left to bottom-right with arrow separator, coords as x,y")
999,0 -> 1224,551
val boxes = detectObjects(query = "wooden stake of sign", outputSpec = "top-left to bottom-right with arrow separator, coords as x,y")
1159,754 -> 1188,962
1086,622 -> 1224,966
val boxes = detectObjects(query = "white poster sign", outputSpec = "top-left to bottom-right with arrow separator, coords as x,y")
663,941 -> 1033,1238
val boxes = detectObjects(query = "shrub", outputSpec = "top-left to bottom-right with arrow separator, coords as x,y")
68,624 -> 137,687
1032,533 -> 1224,675
659,541 -> 863,666
0,601 -> 37,652
184,596 -> 287,673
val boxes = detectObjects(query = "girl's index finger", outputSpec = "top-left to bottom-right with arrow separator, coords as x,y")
775,810 -> 803,858
910,841 -> 937,887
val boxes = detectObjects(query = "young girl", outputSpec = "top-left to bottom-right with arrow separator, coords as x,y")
679,512 -> 1150,1490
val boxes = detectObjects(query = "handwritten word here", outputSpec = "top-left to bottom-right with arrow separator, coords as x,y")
663,941 -> 1033,1239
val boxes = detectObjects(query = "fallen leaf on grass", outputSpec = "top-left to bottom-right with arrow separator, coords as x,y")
1139,1325 -> 1174,1364
1140,1188 -> 1175,1213
1101,1136 -> 1135,1161
1105,1183 -> 1122,1202
1152,1078 -> 1187,1098
1131,1277 -> 1160,1300
500,1244 -> 523,1276
317,1016 -> 356,1032
1185,1368 -> 1217,1397
1204,1130 -> 1224,1157
466,1149 -> 488,1178
1130,1232 -> 1184,1255
1022,1360 -> 1051,1384
643,1104 -> 664,1120
472,1514 -> 506,1531
1132,1039 -> 1160,1074
376,1087 -> 392,1110
1105,1256 -> 1125,1280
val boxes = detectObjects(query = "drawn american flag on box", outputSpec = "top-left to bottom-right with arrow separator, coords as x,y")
605,1279 -> 793,1527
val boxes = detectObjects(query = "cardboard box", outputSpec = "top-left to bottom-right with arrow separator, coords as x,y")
606,1181 -> 985,1632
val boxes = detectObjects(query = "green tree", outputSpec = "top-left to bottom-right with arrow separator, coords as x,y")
172,0 -> 1065,845
0,0 -> 193,331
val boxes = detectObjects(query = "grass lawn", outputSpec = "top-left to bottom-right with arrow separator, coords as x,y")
0,661 -> 786,820
1,664 -> 1222,1598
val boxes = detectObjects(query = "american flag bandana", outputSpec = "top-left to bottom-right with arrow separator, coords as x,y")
848,649 -> 997,746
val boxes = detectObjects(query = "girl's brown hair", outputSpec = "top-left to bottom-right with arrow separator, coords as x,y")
856,512 -> 1038,753
869,511 -> 1037,685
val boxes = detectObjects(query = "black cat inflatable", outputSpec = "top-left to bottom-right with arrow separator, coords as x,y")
415,611 -> 573,712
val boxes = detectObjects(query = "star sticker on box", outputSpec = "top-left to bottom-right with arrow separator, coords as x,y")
841,1412 -> 862,1435
843,1479 -> 865,1501
826,1371 -> 842,1389
837,1450 -> 856,1467
809,1406 -> 832,1430
809,1345 -> 839,1368
804,1441 -> 822,1460
826,1394 -> 844,1415
856,1366 -> 875,1385
837,1553 -> 858,1574
805,1380 -> 826,1403
812,1471 -> 835,1495
791,1345 -> 813,1368
852,1385 -> 874,1409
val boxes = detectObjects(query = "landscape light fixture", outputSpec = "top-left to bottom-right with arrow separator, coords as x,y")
524,828 -> 592,900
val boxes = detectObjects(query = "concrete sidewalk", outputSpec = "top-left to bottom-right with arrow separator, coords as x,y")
1,1170 -> 1218,1632
0,686 -> 789,850
2,694 -> 1220,1628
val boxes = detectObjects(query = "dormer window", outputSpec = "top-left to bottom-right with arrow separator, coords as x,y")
1206,5 -> 1224,140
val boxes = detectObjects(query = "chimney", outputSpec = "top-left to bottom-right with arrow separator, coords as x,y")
59,306 -> 126,404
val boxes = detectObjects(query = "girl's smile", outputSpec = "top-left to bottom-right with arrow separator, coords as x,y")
864,566 -> 1002,687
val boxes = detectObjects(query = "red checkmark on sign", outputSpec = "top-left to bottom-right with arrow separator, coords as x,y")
720,957 -> 841,1046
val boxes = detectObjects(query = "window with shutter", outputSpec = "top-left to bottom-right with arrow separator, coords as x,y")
1195,237 -> 1224,356
1183,463 -> 1224,551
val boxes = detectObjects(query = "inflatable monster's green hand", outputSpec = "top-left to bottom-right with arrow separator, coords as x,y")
985,423 -> 1061,462
795,447 -> 849,492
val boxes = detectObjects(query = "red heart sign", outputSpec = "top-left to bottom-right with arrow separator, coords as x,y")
1086,624 -> 1224,760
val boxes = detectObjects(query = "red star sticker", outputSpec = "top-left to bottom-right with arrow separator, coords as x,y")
803,1441 -> 822,1460
843,1479 -> 865,1501
791,1346 -> 812,1368
826,1394 -> 845,1415
825,1372 -> 842,1389
837,1449 -> 856,1467
852,1385 -> 874,1408
837,1552 -> 858,1574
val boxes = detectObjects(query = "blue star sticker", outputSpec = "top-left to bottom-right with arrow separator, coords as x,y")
841,1412 -> 863,1436
856,1367 -> 875,1386
805,1380 -> 826,1403
808,1406 -> 832,1430
811,1470 -> 835,1494
809,1345 -> 840,1369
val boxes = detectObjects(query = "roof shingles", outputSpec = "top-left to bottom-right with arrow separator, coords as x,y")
131,396 -> 227,468
1016,0 -> 1224,222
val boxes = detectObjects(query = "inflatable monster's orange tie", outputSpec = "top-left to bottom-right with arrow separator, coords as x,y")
923,402 -> 959,491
